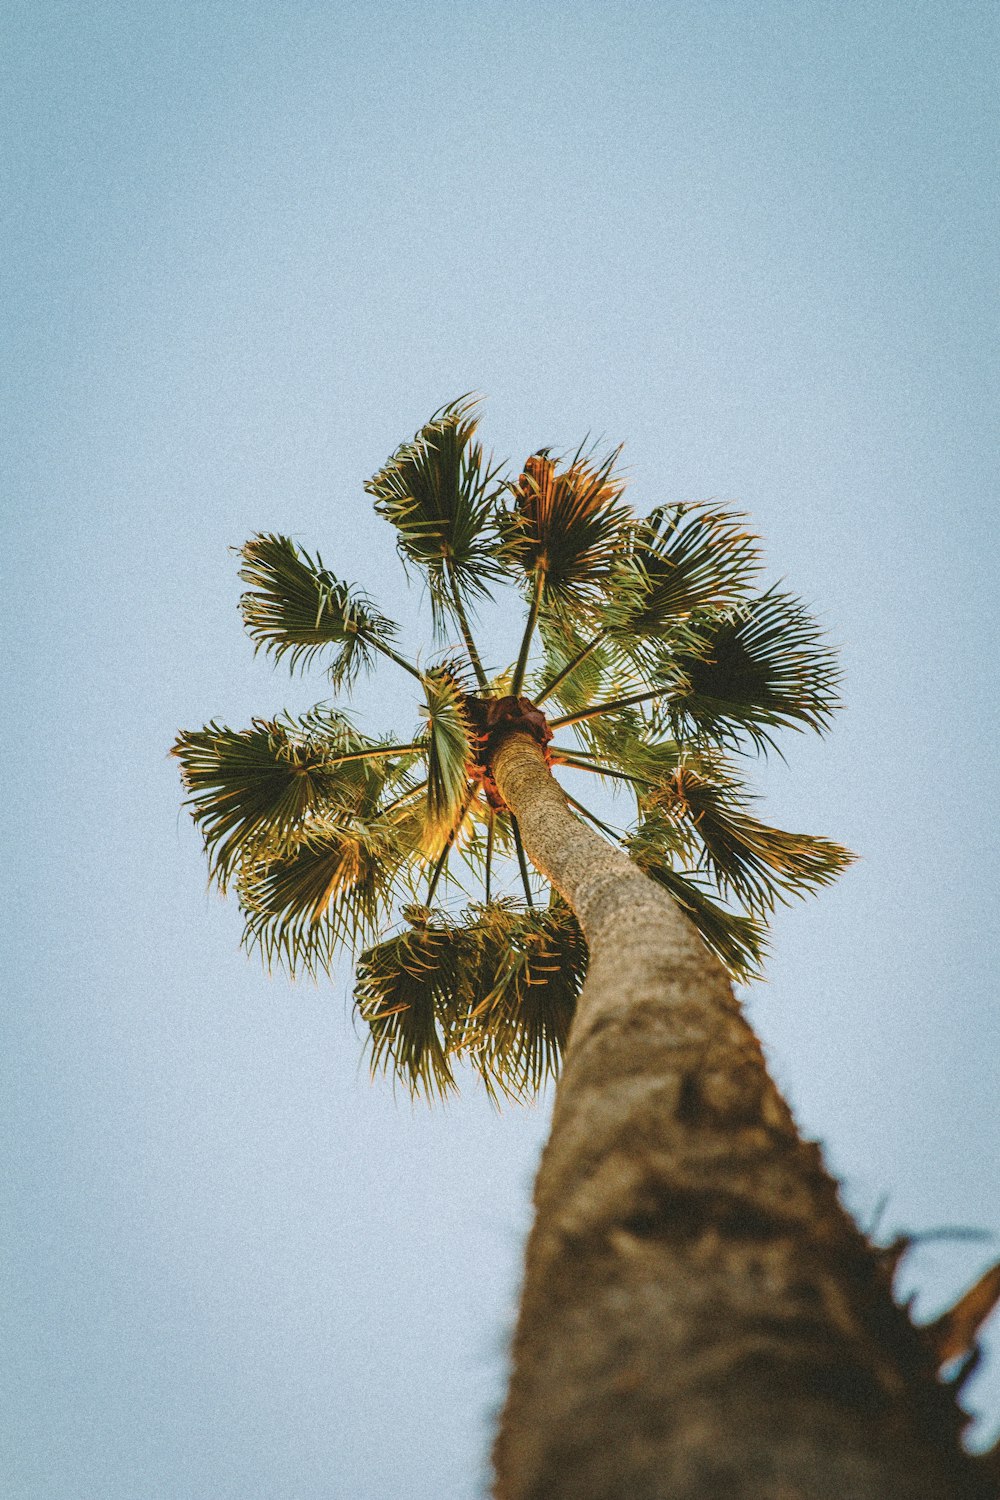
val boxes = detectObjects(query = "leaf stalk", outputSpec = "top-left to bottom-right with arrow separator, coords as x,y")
511,569 -> 545,699
548,686 -> 664,729
511,817 -> 535,907
445,559 -> 489,690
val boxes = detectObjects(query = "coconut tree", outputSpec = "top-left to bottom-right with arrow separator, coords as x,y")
174,399 -> 998,1499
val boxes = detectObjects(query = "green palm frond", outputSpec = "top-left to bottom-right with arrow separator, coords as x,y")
467,900 -> 588,1099
623,819 -> 767,981
238,533 -> 402,687
499,447 -> 633,611
566,704 -> 669,778
172,710 -> 419,889
615,735 -> 691,789
172,715 -> 397,889
534,612 -> 613,716
604,503 -> 760,650
239,822 -> 405,976
365,397 -> 503,630
354,916 -> 472,1098
647,765 -> 856,914
557,707 -> 690,785
663,590 -> 842,750
420,663 -> 476,853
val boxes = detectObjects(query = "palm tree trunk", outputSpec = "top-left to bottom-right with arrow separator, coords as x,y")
490,732 -> 985,1500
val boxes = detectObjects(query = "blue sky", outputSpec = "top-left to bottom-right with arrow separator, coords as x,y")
4,3 -> 998,1496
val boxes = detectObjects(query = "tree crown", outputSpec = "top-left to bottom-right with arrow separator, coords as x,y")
174,397 -> 853,1099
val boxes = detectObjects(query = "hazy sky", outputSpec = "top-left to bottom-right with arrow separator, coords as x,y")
4,3 -> 998,1496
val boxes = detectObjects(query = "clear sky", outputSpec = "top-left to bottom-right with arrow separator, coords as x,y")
4,3 -> 998,1496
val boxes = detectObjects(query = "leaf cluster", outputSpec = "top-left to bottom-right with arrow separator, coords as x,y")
239,533 -> 398,687
173,709 -> 422,966
355,901 -> 587,1100
499,447 -> 631,611
662,589 -> 841,751
365,397 -> 504,630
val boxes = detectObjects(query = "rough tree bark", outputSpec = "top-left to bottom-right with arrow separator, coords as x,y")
490,731 -> 987,1500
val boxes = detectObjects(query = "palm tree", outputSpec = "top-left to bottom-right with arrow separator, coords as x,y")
174,399 -> 997,1499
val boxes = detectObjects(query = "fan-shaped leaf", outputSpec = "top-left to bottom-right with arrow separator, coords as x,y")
499,447 -> 633,610
534,612 -> 612,716
355,919 -> 472,1098
647,764 -> 855,914
174,717 -> 342,885
420,664 -> 476,853
623,822 -> 767,981
664,590 -> 841,750
604,503 -> 760,648
467,901 -> 588,1098
173,712 -> 419,889
239,822 -> 405,976
238,533 -> 399,686
566,706 -> 677,785
365,397 -> 503,627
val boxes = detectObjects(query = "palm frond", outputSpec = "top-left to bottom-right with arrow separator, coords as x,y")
354,917 -> 472,1099
365,397 -> 503,630
604,503 -> 760,649
499,446 -> 633,611
172,714 -> 413,889
239,822 -> 405,976
238,533 -> 402,686
420,663 -> 476,853
663,590 -> 842,750
465,900 -> 588,1099
534,612 -> 612,716
623,819 -> 767,981
647,765 -> 855,913
566,705 -> 675,780
555,699 -> 693,784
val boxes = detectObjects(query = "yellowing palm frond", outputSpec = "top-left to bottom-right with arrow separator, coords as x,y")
420,663 -> 476,854
499,447 -> 633,611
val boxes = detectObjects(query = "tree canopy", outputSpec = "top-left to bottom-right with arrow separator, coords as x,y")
174,397 -> 853,1099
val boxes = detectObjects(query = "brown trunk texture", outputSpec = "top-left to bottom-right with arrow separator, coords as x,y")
490,732 -> 988,1500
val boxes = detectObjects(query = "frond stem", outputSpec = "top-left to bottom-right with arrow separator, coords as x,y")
484,811 -> 495,904
511,568 -> 545,699
554,756 -> 651,788
328,742 -> 424,765
548,686 -> 664,729
445,559 -> 489,690
562,790 -> 625,843
548,743 -> 602,759
361,632 -> 425,683
425,783 -> 477,905
533,629 -> 605,708
510,816 -> 535,907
